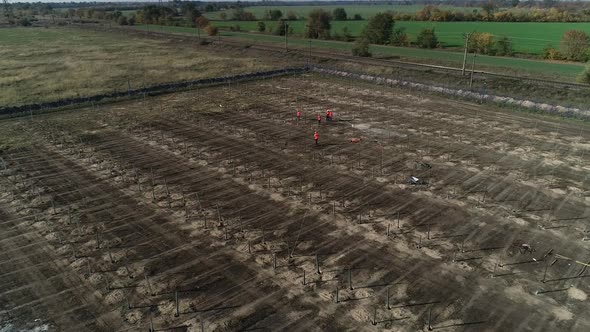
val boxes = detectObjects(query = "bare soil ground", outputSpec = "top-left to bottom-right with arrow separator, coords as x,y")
1,74 -> 589,331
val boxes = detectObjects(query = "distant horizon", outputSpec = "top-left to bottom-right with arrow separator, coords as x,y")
7,0 -> 402,3
6,0 -> 569,3
7,0 -> 405,2
8,0 -> 585,4
9,0 -> 404,2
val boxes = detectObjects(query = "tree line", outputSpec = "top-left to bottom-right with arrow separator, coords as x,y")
211,3 -> 590,23
301,10 -> 513,58
395,4 -> 590,23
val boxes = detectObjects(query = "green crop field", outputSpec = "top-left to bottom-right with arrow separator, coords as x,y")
121,10 -> 138,17
212,20 -> 590,55
0,27 -> 275,106
204,5 -> 481,20
133,24 -> 585,82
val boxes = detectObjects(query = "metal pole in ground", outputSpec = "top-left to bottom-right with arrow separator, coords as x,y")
145,274 -> 154,296
469,52 -> 477,89
95,230 -> 100,249
372,306 -> 377,325
284,23 -> 289,52
216,204 -> 222,225
308,40 -> 312,65
461,33 -> 471,75
174,289 -> 180,317
316,254 -> 321,274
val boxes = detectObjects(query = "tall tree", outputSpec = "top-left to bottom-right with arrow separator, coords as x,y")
390,27 -> 409,46
352,36 -> 371,57
416,28 -> 438,48
481,1 -> 498,20
264,9 -> 283,20
494,36 -> 513,56
468,32 -> 496,55
305,9 -> 332,39
561,30 -> 590,61
332,8 -> 347,21
269,9 -> 283,20
180,2 -> 201,25
232,7 -> 244,20
196,16 -> 209,29
362,12 -> 394,45
274,19 -> 287,36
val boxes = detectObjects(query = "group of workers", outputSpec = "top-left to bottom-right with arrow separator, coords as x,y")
296,110 -> 335,124
296,109 -> 336,145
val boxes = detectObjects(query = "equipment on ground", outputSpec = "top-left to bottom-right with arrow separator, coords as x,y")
408,176 -> 426,185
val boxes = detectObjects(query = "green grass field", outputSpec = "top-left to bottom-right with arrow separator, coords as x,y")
212,20 -> 590,55
204,5 -> 482,20
121,10 -> 138,17
133,24 -> 584,82
0,27 -> 275,106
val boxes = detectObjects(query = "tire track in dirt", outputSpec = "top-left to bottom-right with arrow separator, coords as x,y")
0,206 -> 114,331
0,146 -> 320,331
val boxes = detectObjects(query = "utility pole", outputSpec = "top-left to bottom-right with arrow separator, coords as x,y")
285,23 -> 289,52
469,51 -> 477,89
308,40 -> 312,65
461,33 -> 471,75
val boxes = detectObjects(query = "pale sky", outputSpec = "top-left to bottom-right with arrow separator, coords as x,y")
8,0 -> 390,2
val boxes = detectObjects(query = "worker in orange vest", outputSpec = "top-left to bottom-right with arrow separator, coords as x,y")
314,131 -> 319,145
296,110 -> 301,121
317,113 -> 321,125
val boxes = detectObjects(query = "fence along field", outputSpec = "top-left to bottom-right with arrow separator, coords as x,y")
1,72 -> 589,331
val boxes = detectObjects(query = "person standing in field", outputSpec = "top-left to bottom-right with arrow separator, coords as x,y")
296,110 -> 301,122
329,110 -> 334,121
326,109 -> 331,122
314,131 -> 319,145
317,114 -> 321,125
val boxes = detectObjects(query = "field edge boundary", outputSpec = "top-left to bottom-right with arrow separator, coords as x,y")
312,65 -> 590,121
0,67 -> 307,118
